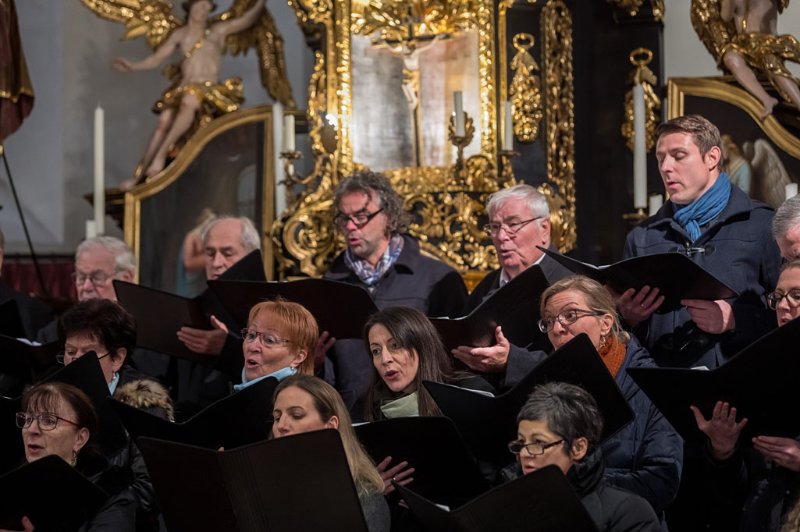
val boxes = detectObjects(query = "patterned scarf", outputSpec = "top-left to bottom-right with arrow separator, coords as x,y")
598,335 -> 627,379
673,173 -> 731,242
344,234 -> 404,287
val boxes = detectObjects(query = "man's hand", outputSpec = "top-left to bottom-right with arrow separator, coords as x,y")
315,331 -> 336,371
177,315 -> 229,355
682,299 -> 736,334
376,456 -> 415,495
753,436 -> 800,472
691,401 -> 747,461
613,285 -> 664,328
451,326 -> 510,373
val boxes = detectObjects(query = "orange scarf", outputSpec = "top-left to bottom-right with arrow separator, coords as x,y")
598,335 -> 627,378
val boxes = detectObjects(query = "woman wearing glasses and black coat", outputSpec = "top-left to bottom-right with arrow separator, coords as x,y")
7,381 -> 136,532
537,275 -> 683,527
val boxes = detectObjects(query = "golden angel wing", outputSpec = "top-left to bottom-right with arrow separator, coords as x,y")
214,0 -> 296,108
79,0 -> 180,49
690,0 -> 735,66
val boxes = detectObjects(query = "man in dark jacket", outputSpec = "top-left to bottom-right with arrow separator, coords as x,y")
618,114 -> 780,370
321,170 -> 468,413
454,184 -> 572,388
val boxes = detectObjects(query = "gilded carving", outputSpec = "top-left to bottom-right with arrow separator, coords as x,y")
621,48 -> 660,152
509,33 -> 543,143
608,0 -> 664,20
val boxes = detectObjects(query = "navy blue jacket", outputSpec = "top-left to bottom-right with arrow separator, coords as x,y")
603,337 -> 683,517
623,186 -> 780,368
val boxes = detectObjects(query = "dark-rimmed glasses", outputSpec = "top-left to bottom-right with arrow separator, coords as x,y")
538,309 -> 604,333
508,439 -> 565,456
483,216 -> 543,237
16,412 -> 78,431
334,208 -> 384,229
767,289 -> 800,310
241,329 -> 291,348
56,350 -> 111,365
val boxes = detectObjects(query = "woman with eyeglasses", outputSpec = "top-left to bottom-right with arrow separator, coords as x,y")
271,375 -> 390,532
502,382 -> 659,531
538,276 -> 683,525
7,382 -> 136,531
234,300 -> 316,392
691,259 -> 800,531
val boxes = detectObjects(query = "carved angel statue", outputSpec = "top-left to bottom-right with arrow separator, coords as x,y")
691,0 -> 800,118
81,0 -> 295,187
722,134 -> 793,207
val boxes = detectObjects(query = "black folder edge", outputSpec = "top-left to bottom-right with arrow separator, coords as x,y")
430,264 -> 549,350
0,454 -> 107,530
355,416 -> 490,506
0,335 -> 60,384
138,429 -> 369,532
109,375 -> 278,449
207,277 -> 379,338
537,246 -> 739,305
425,334 -> 634,468
396,464 -> 599,532
627,315 -> 800,443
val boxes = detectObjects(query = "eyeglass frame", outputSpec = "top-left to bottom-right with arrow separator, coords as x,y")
16,411 -> 79,431
483,216 -> 544,237
333,208 -> 384,230
71,269 -> 117,286
508,438 -> 566,456
538,308 -> 605,333
766,289 -> 800,310
56,350 -> 111,365
241,328 -> 291,348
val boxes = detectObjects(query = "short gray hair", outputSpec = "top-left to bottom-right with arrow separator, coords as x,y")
772,195 -> 800,240
201,216 -> 261,252
75,236 -> 136,275
486,184 -> 550,220
517,381 -> 604,447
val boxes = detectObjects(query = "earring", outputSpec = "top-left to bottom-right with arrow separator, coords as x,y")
599,334 -> 608,349
70,450 -> 78,467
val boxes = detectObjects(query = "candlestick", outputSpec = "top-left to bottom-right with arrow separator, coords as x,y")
454,91 -> 465,137
283,112 -> 295,152
786,183 -> 798,200
648,193 -> 663,216
273,102 -> 287,216
632,83 -> 647,209
503,101 -> 514,152
94,104 -> 105,235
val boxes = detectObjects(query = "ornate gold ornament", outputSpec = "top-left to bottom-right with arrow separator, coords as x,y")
509,33 -> 543,143
621,48 -> 660,152
608,0 -> 664,20
274,0 -> 577,277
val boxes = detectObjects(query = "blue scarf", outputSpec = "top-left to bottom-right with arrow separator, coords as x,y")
233,366 -> 297,392
344,234 -> 404,287
672,173 -> 731,242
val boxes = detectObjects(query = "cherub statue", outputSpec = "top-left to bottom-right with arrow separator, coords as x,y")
81,0 -> 294,187
691,0 -> 800,118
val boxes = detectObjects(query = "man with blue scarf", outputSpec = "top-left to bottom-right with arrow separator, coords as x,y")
618,114 -> 780,370
322,170 -> 468,417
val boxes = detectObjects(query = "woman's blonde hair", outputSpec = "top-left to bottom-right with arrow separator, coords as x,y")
540,275 -> 629,344
248,299 -> 318,375
273,375 -> 384,496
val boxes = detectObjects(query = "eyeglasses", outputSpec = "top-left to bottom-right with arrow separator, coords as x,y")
483,216 -> 543,237
508,439 -> 565,456
333,208 -> 384,229
71,270 -> 114,286
56,350 -> 111,365
538,308 -> 604,333
767,289 -> 800,310
241,329 -> 291,348
16,412 -> 79,431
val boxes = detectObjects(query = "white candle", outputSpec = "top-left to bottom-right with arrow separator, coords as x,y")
503,101 -> 513,151
632,83 -> 647,209
786,183 -> 798,200
648,194 -> 663,216
454,91 -> 465,137
273,102 -> 287,216
283,112 -> 295,152
94,105 -> 105,235
85,220 -> 96,240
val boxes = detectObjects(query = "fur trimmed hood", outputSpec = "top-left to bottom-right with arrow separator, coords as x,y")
114,378 -> 175,421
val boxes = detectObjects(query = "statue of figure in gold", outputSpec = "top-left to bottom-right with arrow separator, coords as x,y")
81,0 -> 295,187
692,0 -> 800,118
